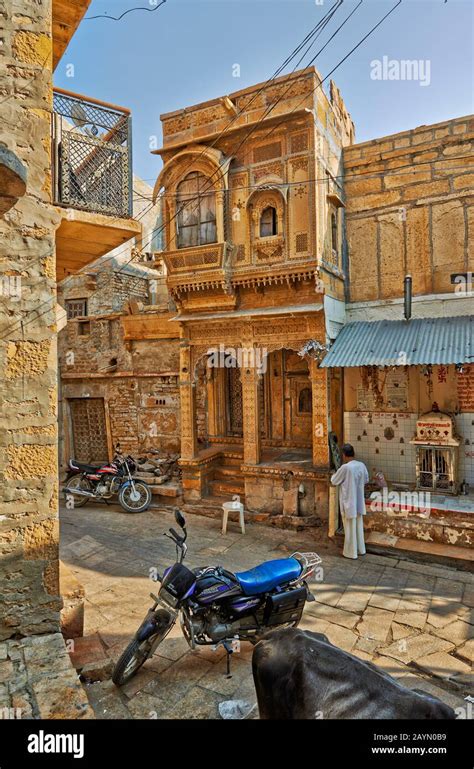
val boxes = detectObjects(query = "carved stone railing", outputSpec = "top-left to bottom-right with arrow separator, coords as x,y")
162,242 -> 230,275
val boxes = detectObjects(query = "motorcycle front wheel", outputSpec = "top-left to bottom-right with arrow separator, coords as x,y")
64,475 -> 92,507
112,616 -> 173,686
118,481 -> 152,513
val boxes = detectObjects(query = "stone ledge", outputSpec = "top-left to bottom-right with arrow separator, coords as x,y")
0,633 -> 94,719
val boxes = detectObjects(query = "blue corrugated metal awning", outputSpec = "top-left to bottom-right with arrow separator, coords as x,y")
320,316 -> 474,368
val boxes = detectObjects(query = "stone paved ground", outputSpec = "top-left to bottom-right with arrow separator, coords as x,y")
59,502 -> 473,719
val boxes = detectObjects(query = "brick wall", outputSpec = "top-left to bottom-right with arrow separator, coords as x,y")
61,375 -> 180,464
58,265 -> 151,316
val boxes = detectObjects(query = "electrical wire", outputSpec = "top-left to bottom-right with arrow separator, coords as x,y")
0,2 -> 346,338
85,0 -> 167,22
1,1 -> 409,340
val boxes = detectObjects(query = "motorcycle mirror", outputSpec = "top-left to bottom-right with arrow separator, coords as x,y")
174,508 -> 186,529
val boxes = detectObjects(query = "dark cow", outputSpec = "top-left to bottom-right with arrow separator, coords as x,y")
252,627 -> 455,719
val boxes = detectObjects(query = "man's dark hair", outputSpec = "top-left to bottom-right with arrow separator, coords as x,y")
342,443 -> 355,458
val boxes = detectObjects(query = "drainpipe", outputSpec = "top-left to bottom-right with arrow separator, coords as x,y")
404,274 -> 412,321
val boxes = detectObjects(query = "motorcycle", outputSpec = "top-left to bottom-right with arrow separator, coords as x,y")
64,451 -> 152,513
112,508 -> 321,685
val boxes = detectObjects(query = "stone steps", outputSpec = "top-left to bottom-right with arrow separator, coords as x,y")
365,508 -> 473,550
213,466 -> 242,480
220,455 -> 242,467
182,497 -> 318,530
363,532 -> 474,572
208,479 -> 245,497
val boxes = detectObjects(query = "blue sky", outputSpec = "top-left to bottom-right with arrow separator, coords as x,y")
54,0 -> 473,182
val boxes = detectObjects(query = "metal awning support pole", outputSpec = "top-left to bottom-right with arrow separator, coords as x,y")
329,485 -> 338,538
404,274 -> 412,321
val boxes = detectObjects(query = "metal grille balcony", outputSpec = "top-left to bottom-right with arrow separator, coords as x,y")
52,88 -> 132,218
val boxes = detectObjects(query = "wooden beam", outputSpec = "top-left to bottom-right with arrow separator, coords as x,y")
121,314 -> 181,340
52,0 -> 92,70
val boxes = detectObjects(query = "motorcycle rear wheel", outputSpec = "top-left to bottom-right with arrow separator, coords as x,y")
118,481 -> 152,513
64,475 -> 92,507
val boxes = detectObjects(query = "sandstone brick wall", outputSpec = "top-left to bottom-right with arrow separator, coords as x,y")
0,2 -> 64,639
344,116 -> 474,301
59,314 -> 180,466
60,316 -> 133,375
59,266 -> 151,316
60,375 -> 180,464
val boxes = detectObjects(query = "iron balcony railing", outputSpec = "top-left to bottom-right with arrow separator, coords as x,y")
52,88 -> 133,218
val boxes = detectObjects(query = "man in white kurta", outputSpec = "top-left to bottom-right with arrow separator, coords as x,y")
330,444 -> 369,560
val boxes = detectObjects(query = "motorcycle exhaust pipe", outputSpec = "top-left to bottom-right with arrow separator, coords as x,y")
64,487 -> 96,498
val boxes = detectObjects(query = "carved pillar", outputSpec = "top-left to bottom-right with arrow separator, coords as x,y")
241,364 -> 261,465
179,342 -> 197,460
206,366 -> 216,440
309,359 -> 329,467
216,189 -> 225,243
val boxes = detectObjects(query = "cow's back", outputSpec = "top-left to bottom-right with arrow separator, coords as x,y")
252,627 -> 455,720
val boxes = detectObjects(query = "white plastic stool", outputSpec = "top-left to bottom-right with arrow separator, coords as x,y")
222,500 -> 245,535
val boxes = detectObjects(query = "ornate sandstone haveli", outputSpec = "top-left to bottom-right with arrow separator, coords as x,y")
150,67 -> 354,523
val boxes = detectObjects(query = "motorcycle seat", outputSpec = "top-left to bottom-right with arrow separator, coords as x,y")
69,459 -> 102,474
235,558 -> 302,596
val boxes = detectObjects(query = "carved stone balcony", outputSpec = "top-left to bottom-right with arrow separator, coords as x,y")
163,242 -> 234,300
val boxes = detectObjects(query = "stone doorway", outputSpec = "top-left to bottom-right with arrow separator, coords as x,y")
261,350 -> 312,447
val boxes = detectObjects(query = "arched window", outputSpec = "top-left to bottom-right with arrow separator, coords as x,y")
259,206 -> 277,237
176,171 -> 216,248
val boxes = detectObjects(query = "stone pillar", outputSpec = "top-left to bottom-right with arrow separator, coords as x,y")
241,365 -> 261,465
310,360 -> 330,467
216,189 -> 225,243
179,342 -> 197,460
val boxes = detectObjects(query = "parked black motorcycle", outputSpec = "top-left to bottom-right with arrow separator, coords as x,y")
112,509 -> 321,685
64,452 -> 152,513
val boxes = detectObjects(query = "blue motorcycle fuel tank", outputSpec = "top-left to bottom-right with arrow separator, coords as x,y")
193,567 -> 241,605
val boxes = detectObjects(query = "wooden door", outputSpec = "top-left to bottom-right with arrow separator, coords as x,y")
285,377 -> 312,442
69,398 -> 109,463
225,367 -> 243,437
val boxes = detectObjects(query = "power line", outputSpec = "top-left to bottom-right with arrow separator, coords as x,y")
87,0 -> 402,284
1,1 -> 407,339
116,0 -> 401,278
0,3 -> 345,339
85,0 -> 167,22
10,156 -> 472,256
88,1 -> 353,287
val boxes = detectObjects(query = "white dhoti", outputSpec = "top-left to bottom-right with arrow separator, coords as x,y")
342,513 -> 366,560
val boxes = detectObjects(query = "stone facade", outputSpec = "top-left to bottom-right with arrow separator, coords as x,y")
58,260 -> 181,468
0,633 -> 93,719
0,0 -> 62,640
1,0 -> 139,652
339,116 -> 474,553
344,116 -> 474,300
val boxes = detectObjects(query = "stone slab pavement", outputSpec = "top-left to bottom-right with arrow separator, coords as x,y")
59,502 -> 473,720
